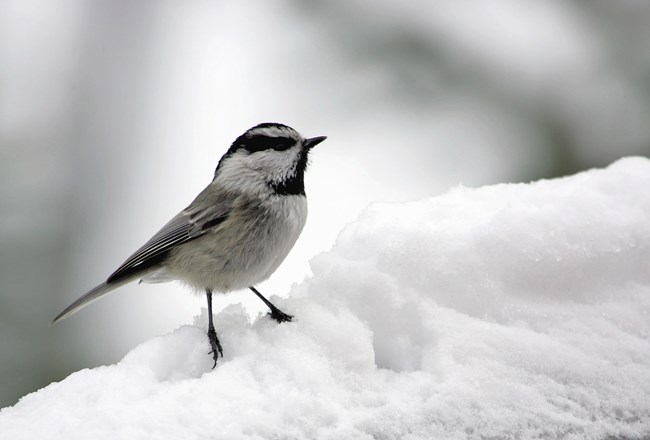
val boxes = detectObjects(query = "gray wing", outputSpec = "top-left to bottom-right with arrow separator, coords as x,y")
106,185 -> 235,283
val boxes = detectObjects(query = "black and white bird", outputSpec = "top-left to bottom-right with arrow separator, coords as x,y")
53,122 -> 326,367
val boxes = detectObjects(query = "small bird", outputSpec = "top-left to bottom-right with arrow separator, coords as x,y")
53,122 -> 326,367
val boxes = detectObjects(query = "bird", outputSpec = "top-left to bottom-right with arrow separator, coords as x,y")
52,122 -> 326,367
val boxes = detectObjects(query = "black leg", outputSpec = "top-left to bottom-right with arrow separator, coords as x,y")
206,289 -> 223,368
249,286 -> 293,323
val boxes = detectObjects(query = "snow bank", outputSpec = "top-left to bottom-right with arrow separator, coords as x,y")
2,157 -> 650,439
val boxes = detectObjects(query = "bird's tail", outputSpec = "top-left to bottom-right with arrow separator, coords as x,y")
51,275 -> 139,325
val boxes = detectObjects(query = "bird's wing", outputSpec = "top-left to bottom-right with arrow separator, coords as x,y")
106,185 -> 235,283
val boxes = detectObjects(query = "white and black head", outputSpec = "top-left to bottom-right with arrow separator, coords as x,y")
215,123 -> 326,195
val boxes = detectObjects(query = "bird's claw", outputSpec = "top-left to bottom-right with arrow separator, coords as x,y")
269,308 -> 293,323
207,326 -> 223,369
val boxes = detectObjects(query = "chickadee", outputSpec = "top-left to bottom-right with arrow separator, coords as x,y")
53,122 -> 326,367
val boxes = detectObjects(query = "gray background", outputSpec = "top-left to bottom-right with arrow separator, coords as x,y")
2,0 -> 650,408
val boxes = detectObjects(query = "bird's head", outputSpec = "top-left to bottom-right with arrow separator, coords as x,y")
214,123 -> 326,195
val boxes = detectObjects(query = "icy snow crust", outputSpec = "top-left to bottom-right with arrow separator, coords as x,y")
2,157 -> 650,439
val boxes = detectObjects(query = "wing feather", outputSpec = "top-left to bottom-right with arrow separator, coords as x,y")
106,186 -> 234,283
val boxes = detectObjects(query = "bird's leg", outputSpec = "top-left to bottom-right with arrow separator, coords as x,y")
206,289 -> 223,368
249,286 -> 293,323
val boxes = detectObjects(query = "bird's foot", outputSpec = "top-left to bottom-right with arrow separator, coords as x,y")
207,326 -> 223,369
269,307 -> 293,324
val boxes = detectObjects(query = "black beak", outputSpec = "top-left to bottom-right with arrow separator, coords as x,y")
303,136 -> 327,149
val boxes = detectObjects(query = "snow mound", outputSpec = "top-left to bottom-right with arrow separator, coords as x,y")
2,157 -> 650,439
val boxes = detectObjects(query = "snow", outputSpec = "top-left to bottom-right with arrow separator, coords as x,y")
2,157 -> 650,439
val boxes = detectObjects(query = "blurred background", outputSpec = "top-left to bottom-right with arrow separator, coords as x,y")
1,0 -> 650,408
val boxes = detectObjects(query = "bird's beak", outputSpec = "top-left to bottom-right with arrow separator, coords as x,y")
303,136 -> 327,149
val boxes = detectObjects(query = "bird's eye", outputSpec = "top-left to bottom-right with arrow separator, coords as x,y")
273,141 -> 293,151
244,135 -> 295,153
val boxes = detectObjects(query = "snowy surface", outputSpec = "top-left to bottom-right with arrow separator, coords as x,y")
2,157 -> 650,439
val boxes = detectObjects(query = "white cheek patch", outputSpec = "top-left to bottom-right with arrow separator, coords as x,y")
215,151 -> 265,193
245,146 -> 302,181
215,146 -> 302,192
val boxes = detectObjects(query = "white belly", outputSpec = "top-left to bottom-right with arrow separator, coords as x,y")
161,195 -> 308,293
